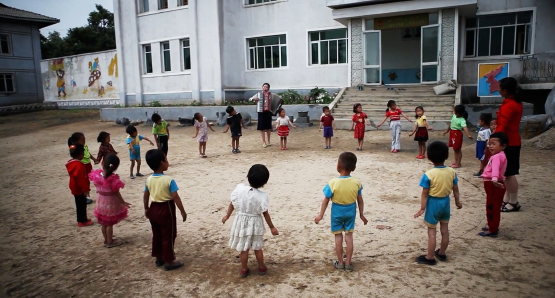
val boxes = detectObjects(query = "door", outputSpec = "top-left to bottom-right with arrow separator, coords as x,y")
421,24 -> 440,83
363,31 -> 381,84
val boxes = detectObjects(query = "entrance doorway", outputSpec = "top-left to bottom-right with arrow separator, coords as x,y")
381,27 -> 421,84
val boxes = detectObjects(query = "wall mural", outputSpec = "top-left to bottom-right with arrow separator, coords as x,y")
41,50 -> 119,102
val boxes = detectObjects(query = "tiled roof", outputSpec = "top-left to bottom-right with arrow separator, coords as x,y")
0,3 -> 59,27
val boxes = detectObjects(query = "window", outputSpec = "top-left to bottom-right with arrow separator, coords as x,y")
161,42 -> 171,72
139,0 -> 149,13
309,29 -> 348,65
247,35 -> 287,70
181,39 -> 191,70
178,0 -> 188,6
0,74 -> 14,93
246,0 -> 277,4
158,0 -> 168,10
143,45 -> 153,74
0,34 -> 10,54
465,11 -> 532,57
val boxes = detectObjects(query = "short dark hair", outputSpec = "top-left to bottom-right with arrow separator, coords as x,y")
145,149 -> 166,171
126,125 -> 137,135
427,141 -> 449,164
67,132 -> 84,146
276,108 -> 284,115
103,153 -> 120,178
151,113 -> 162,123
247,164 -> 270,188
193,112 -> 202,121
323,106 -> 330,112
479,113 -> 493,126
454,105 -> 468,120
489,132 -> 509,147
353,103 -> 361,113
262,83 -> 270,89
226,105 -> 235,114
415,106 -> 424,119
69,143 -> 85,159
97,131 -> 110,143
338,152 -> 357,171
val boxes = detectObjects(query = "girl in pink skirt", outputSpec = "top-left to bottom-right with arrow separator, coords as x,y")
89,153 -> 131,248
275,108 -> 296,150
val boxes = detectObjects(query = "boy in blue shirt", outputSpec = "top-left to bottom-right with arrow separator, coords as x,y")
414,141 -> 462,265
126,125 -> 154,179
315,152 -> 368,272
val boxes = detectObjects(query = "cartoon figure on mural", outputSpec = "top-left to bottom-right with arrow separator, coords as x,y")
88,57 -> 104,97
56,69 -> 66,97
43,76 -> 50,92
71,77 -> 77,89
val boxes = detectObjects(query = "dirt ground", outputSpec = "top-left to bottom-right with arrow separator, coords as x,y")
0,110 -> 554,298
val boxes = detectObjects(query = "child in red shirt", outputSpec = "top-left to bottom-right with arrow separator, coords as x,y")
319,106 -> 336,149
66,143 -> 93,227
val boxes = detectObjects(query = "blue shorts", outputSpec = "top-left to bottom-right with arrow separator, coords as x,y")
323,126 -> 333,138
476,140 -> 487,159
330,202 -> 356,234
424,196 -> 450,228
129,146 -> 141,160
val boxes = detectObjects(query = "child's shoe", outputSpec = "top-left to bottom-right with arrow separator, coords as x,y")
86,198 -> 93,204
235,149 -> 241,153
232,149 -> 237,154
333,260 -> 345,270
415,255 -> 436,265
258,266 -> 267,276
240,268 -> 250,278
434,249 -> 447,261
77,219 -> 94,227
136,173 -> 144,177
130,175 -> 135,179
473,171 -> 483,177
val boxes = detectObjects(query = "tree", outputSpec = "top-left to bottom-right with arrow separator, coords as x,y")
40,5 -> 115,59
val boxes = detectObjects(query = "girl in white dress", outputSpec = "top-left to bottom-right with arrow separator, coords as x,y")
222,164 -> 279,278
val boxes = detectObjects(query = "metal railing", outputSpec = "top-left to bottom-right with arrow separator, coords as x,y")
520,54 -> 555,82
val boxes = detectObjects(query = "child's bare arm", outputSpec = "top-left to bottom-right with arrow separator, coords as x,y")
143,191 -> 150,218
263,211 -> 279,235
402,112 -> 412,122
443,127 -> 450,135
192,126 -> 199,138
221,203 -> 234,223
222,124 -> 229,133
207,121 -> 216,132
241,119 -> 247,129
356,195 -> 368,224
153,134 -> 159,146
453,185 -> 462,208
115,191 -> 131,208
350,121 -> 355,131
314,198 -> 330,223
142,136 -> 155,145
414,188 -> 429,218
376,116 -> 388,128
171,192 -> 187,222
409,122 -> 418,136
463,126 -> 473,139
166,127 -> 170,140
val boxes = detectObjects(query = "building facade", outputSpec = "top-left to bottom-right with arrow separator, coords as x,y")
113,0 -> 554,106
0,3 -> 58,107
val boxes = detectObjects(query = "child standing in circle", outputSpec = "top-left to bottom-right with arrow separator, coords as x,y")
192,112 -> 215,158
275,108 -> 296,150
96,131 -> 118,165
151,113 -> 170,156
222,106 -> 247,154
414,141 -> 462,265
443,105 -> 473,168
473,113 -> 492,177
479,132 -> 508,237
65,143 -> 93,227
349,103 -> 370,151
126,125 -> 155,179
376,100 -> 412,153
409,106 -> 429,159
89,153 -> 131,247
222,164 -> 279,278
68,132 -> 97,204
319,106 -> 336,149
315,152 -> 368,272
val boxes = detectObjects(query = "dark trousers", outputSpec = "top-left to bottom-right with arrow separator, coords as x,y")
74,194 -> 88,223
484,181 -> 505,233
157,135 -> 169,156
147,201 -> 177,263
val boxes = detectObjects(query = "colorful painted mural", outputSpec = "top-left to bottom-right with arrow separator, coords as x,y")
477,62 -> 510,97
41,50 -> 119,102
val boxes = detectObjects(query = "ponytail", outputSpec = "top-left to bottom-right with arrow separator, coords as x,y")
68,132 -> 84,146
103,153 -> 120,178
499,77 -> 523,103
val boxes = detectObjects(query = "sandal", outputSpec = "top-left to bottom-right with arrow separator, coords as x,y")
345,264 -> 353,272
333,260 -> 345,270
105,239 -> 123,248
501,202 -> 521,212
258,266 -> 267,276
434,249 -> 447,261
478,231 -> 498,237
240,268 -> 250,278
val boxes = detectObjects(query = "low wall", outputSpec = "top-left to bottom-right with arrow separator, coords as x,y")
465,103 -> 534,127
100,104 -> 328,122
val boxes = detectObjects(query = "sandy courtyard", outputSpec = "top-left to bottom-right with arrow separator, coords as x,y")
0,110 -> 554,297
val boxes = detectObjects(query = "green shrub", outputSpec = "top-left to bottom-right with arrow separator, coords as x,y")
149,101 -> 162,107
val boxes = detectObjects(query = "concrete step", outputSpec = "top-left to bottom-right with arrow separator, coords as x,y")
333,118 -> 450,131
331,113 -> 451,119
344,94 -> 454,99
333,105 -> 453,111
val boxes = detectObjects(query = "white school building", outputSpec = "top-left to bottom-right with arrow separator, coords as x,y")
110,0 -> 554,106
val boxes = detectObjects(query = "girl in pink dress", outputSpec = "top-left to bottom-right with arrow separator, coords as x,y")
349,103 -> 370,151
89,153 -> 131,248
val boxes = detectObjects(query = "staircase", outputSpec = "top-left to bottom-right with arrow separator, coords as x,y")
332,85 -> 455,131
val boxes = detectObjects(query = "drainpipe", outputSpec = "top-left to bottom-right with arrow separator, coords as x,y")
113,0 -> 127,106
190,0 -> 201,102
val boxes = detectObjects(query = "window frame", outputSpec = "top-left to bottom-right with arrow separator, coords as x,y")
158,0 -> 168,10
463,8 -> 535,59
181,38 -> 191,71
142,44 -> 153,74
308,28 -> 348,66
244,0 -> 285,8
160,41 -> 171,72
0,73 -> 15,93
177,0 -> 188,6
245,33 -> 288,71
0,34 -> 12,55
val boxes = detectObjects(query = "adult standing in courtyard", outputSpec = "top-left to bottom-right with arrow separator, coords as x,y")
250,83 -> 278,148
496,77 -> 523,212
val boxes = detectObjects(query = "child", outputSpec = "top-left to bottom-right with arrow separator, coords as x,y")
151,113 -> 170,156
143,149 -> 187,271
473,113 -> 492,177
126,125 -> 155,179
414,141 -> 462,265
192,112 -> 215,158
65,143 -> 93,227
68,132 -> 97,204
222,106 -> 247,154
349,103 -> 370,151
96,131 -> 118,165
319,106 -> 336,149
275,108 -> 296,150
443,105 -> 473,168
222,164 -> 279,277
314,152 -> 368,271
409,106 -> 429,159
89,153 -> 131,247
479,132 -> 508,237
376,100 -> 412,153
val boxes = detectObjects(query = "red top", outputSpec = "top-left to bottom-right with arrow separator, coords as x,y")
496,98 -> 523,146
321,115 -> 334,127
97,143 -> 117,164
66,159 -> 90,195
386,108 -> 402,121
352,112 -> 368,124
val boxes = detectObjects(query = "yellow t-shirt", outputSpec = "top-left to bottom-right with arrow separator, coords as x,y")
416,115 -> 427,127
323,176 -> 362,205
419,166 -> 458,198
145,174 -> 179,202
